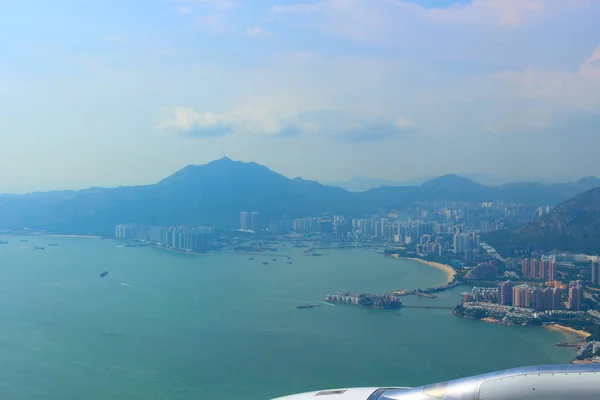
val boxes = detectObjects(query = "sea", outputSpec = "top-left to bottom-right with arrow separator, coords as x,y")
0,237 -> 581,400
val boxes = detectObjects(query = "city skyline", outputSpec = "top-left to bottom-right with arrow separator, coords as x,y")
2,1 -> 600,193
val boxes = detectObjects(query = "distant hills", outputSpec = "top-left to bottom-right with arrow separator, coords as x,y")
324,176 -> 429,192
0,157 -> 598,237
487,185 -> 600,255
325,173 -> 512,191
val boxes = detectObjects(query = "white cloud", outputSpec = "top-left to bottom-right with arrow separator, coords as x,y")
157,105 -> 415,141
487,46 -> 600,111
423,0 -> 544,27
271,0 -> 589,48
245,26 -> 269,37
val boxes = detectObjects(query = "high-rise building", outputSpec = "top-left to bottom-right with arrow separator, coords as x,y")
529,259 -> 540,278
548,261 -> 557,281
251,211 -> 260,232
521,259 -> 529,277
513,284 -> 531,308
453,233 -> 470,254
498,281 -> 513,305
542,287 -> 562,310
540,260 -> 548,280
591,261 -> 600,286
529,286 -> 543,311
568,281 -> 582,311
240,211 -> 249,230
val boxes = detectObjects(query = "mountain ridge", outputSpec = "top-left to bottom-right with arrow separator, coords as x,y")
0,157 -> 599,237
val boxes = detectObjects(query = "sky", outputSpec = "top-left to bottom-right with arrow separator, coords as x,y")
2,0 -> 600,193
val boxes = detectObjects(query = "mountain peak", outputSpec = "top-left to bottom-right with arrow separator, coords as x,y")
421,174 -> 480,188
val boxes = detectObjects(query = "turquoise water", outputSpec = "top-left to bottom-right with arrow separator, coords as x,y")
0,237 -> 579,400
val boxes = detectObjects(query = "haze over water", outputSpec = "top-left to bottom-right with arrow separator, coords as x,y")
0,237 -> 579,400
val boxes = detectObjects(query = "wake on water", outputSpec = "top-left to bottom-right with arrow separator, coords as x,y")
120,282 -> 132,287
318,301 -> 335,306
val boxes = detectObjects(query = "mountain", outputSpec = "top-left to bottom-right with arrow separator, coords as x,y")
325,176 -> 429,192
0,157 -> 360,236
487,186 -> 600,255
0,157 -> 598,237
360,175 -> 600,210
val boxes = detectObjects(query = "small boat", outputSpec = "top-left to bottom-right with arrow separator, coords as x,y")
249,257 -> 254,260
49,244 -> 58,247
287,257 -> 291,260
100,271 -> 108,278
0,241 -> 8,244
20,239 -> 28,242
297,304 -> 317,309
287,262 -> 292,264
272,258 -> 277,261
34,246 -> 45,250
262,262 -> 268,265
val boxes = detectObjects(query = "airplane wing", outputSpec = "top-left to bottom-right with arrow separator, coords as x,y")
271,364 -> 600,400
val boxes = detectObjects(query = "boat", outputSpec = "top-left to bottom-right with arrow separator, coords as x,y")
0,241 -> 8,244
287,262 -> 292,264
20,239 -> 28,242
249,257 -> 254,260
297,304 -> 317,309
34,246 -> 45,250
100,271 -> 108,278
272,258 -> 277,261
262,262 -> 268,265
49,244 -> 58,247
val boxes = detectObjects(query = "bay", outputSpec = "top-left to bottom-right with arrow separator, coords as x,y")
0,237 -> 579,400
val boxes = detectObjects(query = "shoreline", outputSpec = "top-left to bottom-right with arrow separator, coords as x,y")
401,257 -> 456,284
37,234 -> 103,239
544,323 -> 591,339
151,245 -> 215,256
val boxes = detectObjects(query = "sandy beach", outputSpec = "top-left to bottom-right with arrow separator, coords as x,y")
401,257 -> 456,283
544,323 -> 591,339
481,317 -> 500,324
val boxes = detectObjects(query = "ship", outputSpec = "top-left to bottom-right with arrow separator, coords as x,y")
249,257 -> 254,260
262,262 -> 269,265
49,244 -> 58,247
297,304 -> 317,309
34,246 -> 45,250
0,241 -> 8,244
20,239 -> 28,242
100,271 -> 108,278
272,258 -> 277,261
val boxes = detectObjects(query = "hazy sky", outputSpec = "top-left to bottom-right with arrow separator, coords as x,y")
2,0 -> 600,193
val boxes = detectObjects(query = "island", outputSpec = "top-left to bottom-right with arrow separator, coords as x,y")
325,292 -> 402,309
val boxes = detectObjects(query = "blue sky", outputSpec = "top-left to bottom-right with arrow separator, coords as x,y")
2,0 -> 600,193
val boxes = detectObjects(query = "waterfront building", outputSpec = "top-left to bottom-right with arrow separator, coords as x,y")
543,287 -> 562,310
513,284 -> 531,308
251,211 -> 260,231
568,281 -> 583,311
498,281 -> 513,306
240,211 -> 249,230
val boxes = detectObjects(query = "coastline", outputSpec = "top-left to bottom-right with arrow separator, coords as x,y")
39,234 -> 103,239
401,257 -> 456,283
151,245 -> 215,256
544,323 -> 591,339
